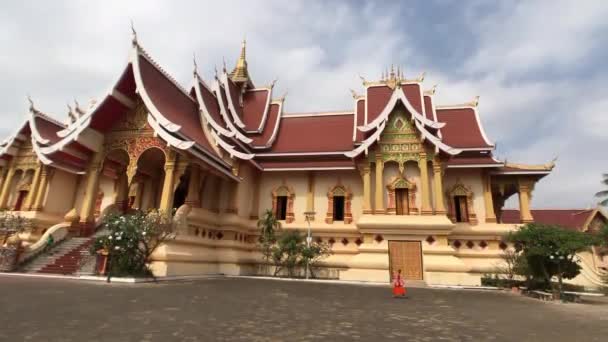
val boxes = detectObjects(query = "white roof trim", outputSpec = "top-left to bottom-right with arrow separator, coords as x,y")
210,130 -> 254,160
256,151 -> 351,157
472,106 -> 495,148
130,46 -> 182,133
27,113 -> 50,144
491,170 -> 552,175
212,80 -> 253,144
447,163 -> 504,168
344,120 -> 386,158
265,99 -> 284,147
264,166 -> 355,171
220,73 -> 247,129
360,87 -> 444,132
146,115 -> 194,150
283,111 -> 353,118
193,76 -> 236,138
414,120 -> 462,155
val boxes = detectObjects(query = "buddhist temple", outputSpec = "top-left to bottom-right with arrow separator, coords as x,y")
1,30 -> 606,287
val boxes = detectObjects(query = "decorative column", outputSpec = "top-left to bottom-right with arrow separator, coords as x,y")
31,166 -> 51,211
374,157 -> 385,214
78,152 -> 104,235
518,180 -> 534,223
359,163 -> 372,214
306,172 -> 315,219
483,173 -> 497,223
21,164 -> 41,211
432,158 -> 446,215
184,164 -> 201,208
418,153 -> 432,215
0,162 -> 16,209
159,149 -> 177,215
249,173 -> 261,220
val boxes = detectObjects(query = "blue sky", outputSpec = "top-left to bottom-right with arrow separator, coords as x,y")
0,0 -> 606,208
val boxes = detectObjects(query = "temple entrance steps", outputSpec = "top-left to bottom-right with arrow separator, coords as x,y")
19,237 -> 93,275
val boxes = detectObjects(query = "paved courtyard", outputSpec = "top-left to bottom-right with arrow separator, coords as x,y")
0,276 -> 607,341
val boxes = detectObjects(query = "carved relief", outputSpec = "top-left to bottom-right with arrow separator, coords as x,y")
325,184 -> 353,224
446,182 -> 478,225
386,176 -> 418,215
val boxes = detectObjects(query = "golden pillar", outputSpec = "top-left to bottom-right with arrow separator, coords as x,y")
22,164 -> 42,211
432,158 -> 446,215
32,166 -> 51,211
359,163 -> 372,214
159,149 -> 177,215
184,164 -> 201,208
374,157 -> 384,214
518,180 -> 534,223
418,153 -> 432,215
79,152 -> 104,234
483,173 -> 497,223
0,162 -> 16,209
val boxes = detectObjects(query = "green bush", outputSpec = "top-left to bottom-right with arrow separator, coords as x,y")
91,210 -> 175,278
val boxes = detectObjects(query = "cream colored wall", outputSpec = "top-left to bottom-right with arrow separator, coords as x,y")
73,176 -> 86,213
313,170 -> 363,223
235,163 -> 255,218
444,168 -> 486,223
258,171 -> 308,221
43,169 -> 77,215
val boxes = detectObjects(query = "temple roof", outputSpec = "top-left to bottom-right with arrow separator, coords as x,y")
0,32 -> 553,175
501,208 -> 607,231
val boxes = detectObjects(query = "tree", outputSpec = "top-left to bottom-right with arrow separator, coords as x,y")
596,173 -> 608,206
257,209 -> 281,262
508,223 -> 599,299
270,230 -> 331,278
91,210 -> 175,279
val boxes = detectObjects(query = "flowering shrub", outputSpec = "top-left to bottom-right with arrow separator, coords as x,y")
91,210 -> 175,277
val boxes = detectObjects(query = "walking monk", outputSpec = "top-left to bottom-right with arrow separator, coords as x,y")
392,269 -> 407,298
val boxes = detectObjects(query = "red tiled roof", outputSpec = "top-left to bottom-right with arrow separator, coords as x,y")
366,86 -> 393,124
250,103 -> 280,148
446,155 -> 502,167
501,209 -> 595,230
138,55 -> 218,157
242,89 -> 270,132
401,84 -> 423,114
423,95 -> 434,121
258,159 -> 355,169
268,114 -> 355,153
436,107 -> 493,148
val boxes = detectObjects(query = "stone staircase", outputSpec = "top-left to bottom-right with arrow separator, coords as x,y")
20,237 -> 94,275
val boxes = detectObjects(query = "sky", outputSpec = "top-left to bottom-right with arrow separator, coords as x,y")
0,0 -> 606,208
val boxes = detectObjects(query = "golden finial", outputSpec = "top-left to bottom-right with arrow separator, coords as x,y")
230,39 -> 250,83
424,84 -> 438,96
349,88 -> 359,99
359,74 -> 369,86
472,95 -> 480,107
270,78 -> 277,88
390,64 -> 395,79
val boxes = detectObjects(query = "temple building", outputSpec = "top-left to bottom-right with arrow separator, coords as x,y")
1,31 -> 606,286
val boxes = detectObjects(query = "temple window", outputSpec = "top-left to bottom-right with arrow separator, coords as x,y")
454,195 -> 469,222
446,182 -> 478,225
275,195 -> 288,220
325,185 -> 353,224
386,176 -> 417,215
271,185 -> 295,223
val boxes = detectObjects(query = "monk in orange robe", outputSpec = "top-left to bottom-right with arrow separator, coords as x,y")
392,269 -> 407,298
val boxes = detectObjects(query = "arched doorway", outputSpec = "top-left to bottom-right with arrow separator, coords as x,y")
135,147 -> 166,211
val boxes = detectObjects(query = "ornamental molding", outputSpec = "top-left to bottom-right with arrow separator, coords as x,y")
325,184 -> 353,224
386,175 -> 418,215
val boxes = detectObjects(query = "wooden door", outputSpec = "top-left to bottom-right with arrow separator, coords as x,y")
388,241 -> 423,280
395,189 -> 409,215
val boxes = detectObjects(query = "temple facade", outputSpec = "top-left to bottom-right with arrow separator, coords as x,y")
1,32 -> 606,286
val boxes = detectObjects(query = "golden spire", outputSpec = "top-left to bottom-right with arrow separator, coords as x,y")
230,39 -> 250,84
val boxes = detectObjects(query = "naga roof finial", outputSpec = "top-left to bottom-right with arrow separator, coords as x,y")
27,95 -> 35,111
130,19 -> 138,45
193,52 -> 199,76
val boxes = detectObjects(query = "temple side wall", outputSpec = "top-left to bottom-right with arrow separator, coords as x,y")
44,169 -> 77,215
